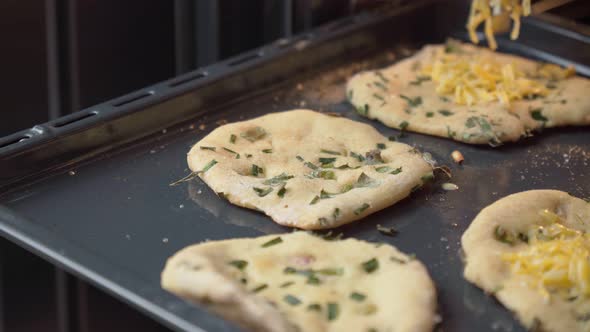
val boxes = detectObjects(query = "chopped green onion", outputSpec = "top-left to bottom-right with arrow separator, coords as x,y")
319,157 -> 337,165
253,187 -> 273,197
307,303 -> 322,312
350,292 -> 366,302
229,134 -> 236,144
251,164 -> 264,176
376,143 -> 386,150
277,185 -> 287,198
375,166 -> 393,173
262,149 -> 273,154
284,295 -> 302,306
296,155 -> 304,162
375,71 -> 389,83
317,268 -> 343,276
390,167 -> 402,175
530,109 -> 548,122
200,160 -> 218,174
354,203 -> 370,216
332,208 -> 340,220
261,237 -> 283,248
304,161 -> 318,170
252,284 -> 268,293
426,112 -> 434,118
310,196 -> 320,205
320,149 -> 342,156
263,173 -> 294,186
438,110 -> 453,116
361,258 -> 379,273
355,173 -> 378,188
200,146 -> 216,151
327,302 -> 339,321
228,260 -> 248,270
350,151 -> 365,162
280,281 -> 295,288
400,95 -> 422,107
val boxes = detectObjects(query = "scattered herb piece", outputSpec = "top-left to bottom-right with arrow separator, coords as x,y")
390,167 -> 402,175
332,208 -> 340,220
350,151 -> 365,162
376,143 -> 386,150
447,125 -> 457,138
400,95 -> 422,107
262,149 -> 273,154
252,284 -> 268,293
354,203 -> 371,216
280,281 -> 294,288
277,185 -> 287,198
399,121 -> 409,131
364,149 -> 384,165
307,303 -> 322,312
375,71 -> 389,83
261,237 -> 283,248
310,196 -> 320,205
200,160 -> 218,174
263,173 -> 294,186
305,161 -> 319,170
200,146 -> 216,151
223,147 -> 239,156
311,170 -> 336,180
296,155 -> 304,162
356,104 -> 369,116
350,292 -> 367,302
317,268 -> 344,276
240,278 -> 248,284
320,190 -> 335,199
409,76 -> 430,86
390,256 -> 407,264
373,93 -> 385,102
530,109 -> 548,122
426,112 -> 434,118
438,110 -> 453,116
320,149 -> 342,156
253,187 -> 273,197
319,157 -> 337,165
493,226 -> 516,245
361,258 -> 379,273
228,260 -> 248,270
375,166 -> 392,173
284,295 -> 302,306
307,274 -> 321,285
229,134 -> 236,144
355,173 -> 378,188
245,153 -> 253,158
388,136 -> 397,141
376,224 -> 397,236
327,302 -> 340,321
251,164 -> 263,176
374,81 -> 388,91
240,126 -> 266,142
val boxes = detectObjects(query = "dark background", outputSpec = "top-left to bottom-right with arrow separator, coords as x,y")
0,1 -> 588,331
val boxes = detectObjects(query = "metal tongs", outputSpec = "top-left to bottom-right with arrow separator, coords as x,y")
493,0 -> 576,34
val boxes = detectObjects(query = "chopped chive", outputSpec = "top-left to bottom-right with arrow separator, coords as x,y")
200,146 -> 216,151
350,151 -> 365,162
251,164 -> 263,176
426,112 -> 434,118
400,95 -> 422,107
327,302 -> 340,321
361,258 -> 379,273
390,167 -> 402,175
296,155 -> 304,162
284,267 -> 296,274
284,294 -> 302,306
240,278 -> 248,284
201,160 -> 218,173
320,189 -> 335,199
376,143 -> 386,150
223,147 -> 238,155
438,110 -> 453,116
355,173 -> 378,188
374,81 -> 388,91
306,274 -> 321,285
530,109 -> 548,122
311,170 -> 336,180
375,71 -> 389,83
262,149 -> 273,153
320,149 -> 342,156
229,134 -> 237,144
228,260 -> 248,270
253,187 -> 273,197
354,203 -> 371,215
390,256 -> 408,264
399,121 -> 409,131
240,126 -> 266,142
375,166 -> 393,173
261,237 -> 283,248
319,157 -> 337,165
409,76 -> 431,86
317,268 -> 343,276
364,149 -> 384,165
277,185 -> 287,198
376,224 -> 397,236
252,284 -> 268,293
356,104 -> 369,116
388,136 -> 397,141
305,161 -> 319,170
245,153 -> 253,158
350,292 -> 366,302
263,173 -> 294,186
307,303 -> 322,312
318,217 -> 329,226
373,93 -> 385,102
310,195 -> 320,205
280,281 -> 295,288
332,208 -> 340,220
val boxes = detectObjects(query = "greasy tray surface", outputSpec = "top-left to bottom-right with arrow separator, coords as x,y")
2,16 -> 590,332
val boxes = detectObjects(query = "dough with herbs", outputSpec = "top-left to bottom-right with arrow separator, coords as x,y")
462,190 -> 590,332
186,110 -> 433,230
347,41 -> 590,146
161,232 -> 438,332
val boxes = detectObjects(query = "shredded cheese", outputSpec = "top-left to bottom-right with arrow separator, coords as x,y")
467,0 -> 532,50
502,209 -> 590,301
421,47 -> 550,106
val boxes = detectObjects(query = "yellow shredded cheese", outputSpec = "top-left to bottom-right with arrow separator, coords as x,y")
502,209 -> 590,301
422,48 -> 550,106
467,0 -> 531,50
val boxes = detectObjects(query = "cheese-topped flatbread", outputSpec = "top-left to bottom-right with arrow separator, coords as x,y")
185,110 -> 433,230
462,190 -> 590,332
347,41 -> 590,146
161,232 -> 438,332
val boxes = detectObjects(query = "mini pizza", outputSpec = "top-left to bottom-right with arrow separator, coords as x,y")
347,41 -> 590,146
183,110 -> 433,230
462,190 -> 590,332
161,232 -> 438,332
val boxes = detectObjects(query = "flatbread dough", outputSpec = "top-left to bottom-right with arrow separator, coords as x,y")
161,232 -> 438,332
462,190 -> 590,332
347,42 -> 590,145
186,110 -> 433,230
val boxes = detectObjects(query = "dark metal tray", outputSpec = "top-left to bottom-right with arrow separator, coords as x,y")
1,1 -> 589,331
